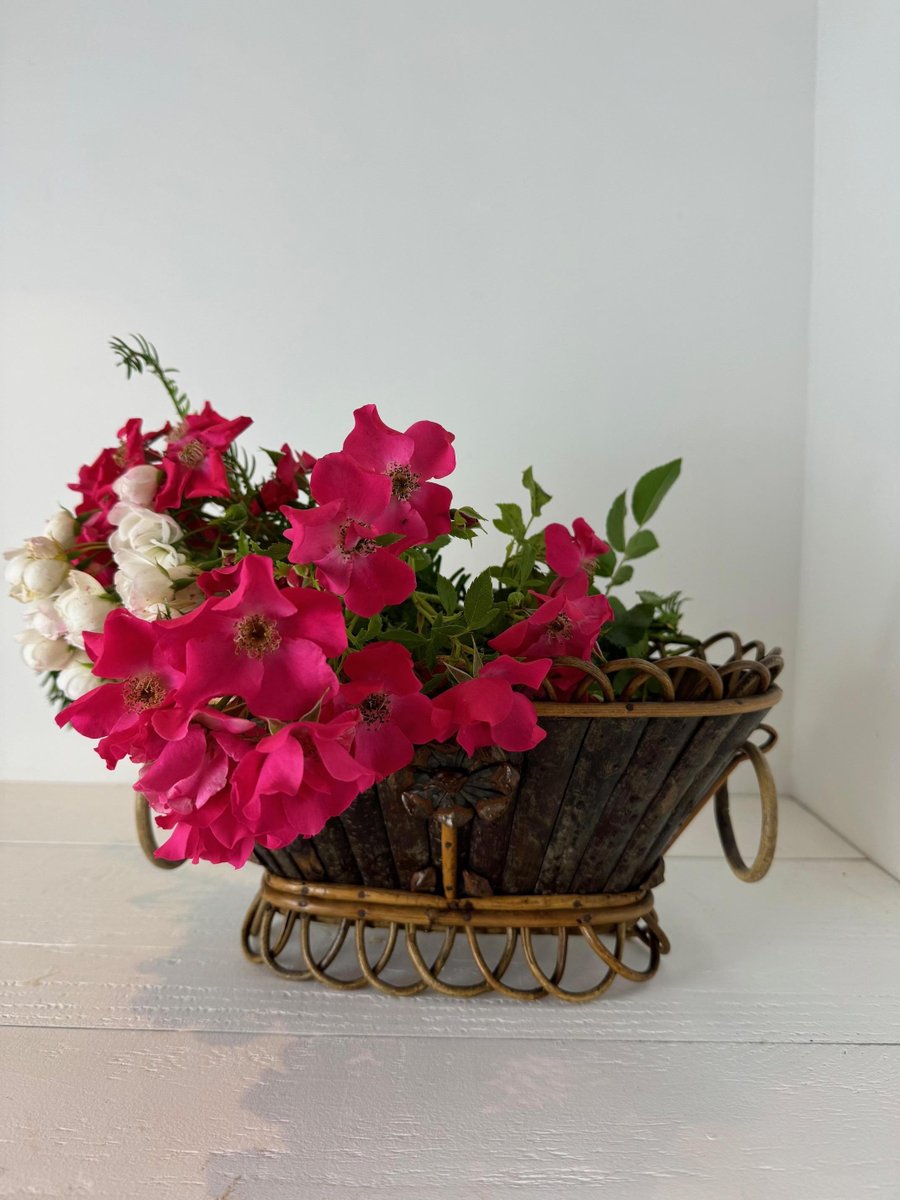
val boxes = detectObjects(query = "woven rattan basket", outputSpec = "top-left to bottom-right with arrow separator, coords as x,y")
138,631 -> 782,1002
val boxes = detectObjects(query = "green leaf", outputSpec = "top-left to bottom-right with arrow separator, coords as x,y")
594,549 -> 617,578
606,490 -> 627,552
464,570 -> 495,629
493,502 -> 526,540
467,605 -> 501,632
623,530 -> 659,559
636,590 -> 665,606
631,459 -> 681,526
603,601 -> 655,649
609,564 -> 634,586
436,576 -> 459,614
372,531 -> 405,547
522,467 -> 552,518
379,629 -> 427,650
516,541 -> 537,585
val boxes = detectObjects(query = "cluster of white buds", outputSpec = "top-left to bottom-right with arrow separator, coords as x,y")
4,511 -> 111,698
108,468 -> 203,620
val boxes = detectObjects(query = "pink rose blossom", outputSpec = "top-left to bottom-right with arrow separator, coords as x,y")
255,445 -> 315,512
156,402 -> 252,508
56,607 -> 191,768
282,454 -> 415,617
489,589 -> 613,662
152,790 -> 258,868
432,656 -> 551,755
341,405 -> 455,550
136,710 -> 258,817
231,714 -> 376,849
328,642 -> 435,779
545,518 -> 609,585
169,554 -> 346,722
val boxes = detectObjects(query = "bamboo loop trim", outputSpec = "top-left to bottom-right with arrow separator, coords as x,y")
241,877 -> 667,1002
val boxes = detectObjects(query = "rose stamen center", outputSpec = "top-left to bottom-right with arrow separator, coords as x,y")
359,691 -> 392,728
387,462 -> 420,502
123,671 -> 167,712
547,614 -> 575,641
233,614 -> 282,659
338,523 -> 376,560
178,439 -> 205,468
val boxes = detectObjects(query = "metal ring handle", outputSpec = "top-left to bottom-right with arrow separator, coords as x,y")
715,741 -> 778,882
134,793 -> 186,869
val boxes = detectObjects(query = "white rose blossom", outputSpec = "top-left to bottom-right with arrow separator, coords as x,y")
112,464 -> 161,506
43,510 -> 76,548
4,536 -> 69,603
16,628 -> 75,672
57,660 -> 104,701
54,569 -> 117,650
109,502 -> 201,620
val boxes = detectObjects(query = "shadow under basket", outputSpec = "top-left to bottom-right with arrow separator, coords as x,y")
137,632 -> 782,1003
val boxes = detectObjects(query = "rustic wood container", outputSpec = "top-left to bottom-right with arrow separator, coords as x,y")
239,633 -> 783,1001
138,632 -> 783,1001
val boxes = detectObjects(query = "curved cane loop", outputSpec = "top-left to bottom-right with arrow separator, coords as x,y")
464,926 -> 547,1000
579,921 -> 661,983
630,908 -> 671,956
521,925 -> 618,1002
741,639 -> 767,660
697,630 -> 745,665
240,892 -> 266,963
760,652 -> 785,685
406,925 -> 493,997
300,914 -> 397,990
715,741 -> 778,883
750,723 -> 779,755
718,658 -> 772,698
354,920 -> 429,996
551,656 -> 616,702
603,658 -> 676,702
134,793 -> 186,869
258,906 -> 316,981
265,908 -> 298,959
655,656 -> 725,701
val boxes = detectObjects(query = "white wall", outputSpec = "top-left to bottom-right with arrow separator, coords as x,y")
0,1 -> 816,785
792,1 -> 900,876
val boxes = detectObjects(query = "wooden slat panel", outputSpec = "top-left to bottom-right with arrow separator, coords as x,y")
338,787 -> 398,888
499,718 -> 590,894
375,769 -> 432,890
603,712 -> 747,891
646,707 -> 774,864
311,818 -> 360,884
571,718 -> 700,892
535,717 -> 646,894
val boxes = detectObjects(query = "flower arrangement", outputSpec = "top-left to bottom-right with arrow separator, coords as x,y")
5,336 -> 689,869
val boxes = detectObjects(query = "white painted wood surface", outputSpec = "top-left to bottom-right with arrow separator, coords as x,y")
1,782 -> 898,1198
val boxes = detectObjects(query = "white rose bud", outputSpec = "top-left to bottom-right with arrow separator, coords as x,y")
25,598 -> 68,641
57,660 -> 104,700
5,537 -> 69,601
54,570 -> 116,649
17,628 -> 75,672
21,556 -> 69,600
112,465 -> 161,506
109,504 -> 183,566
114,555 -> 196,620
43,510 -> 76,549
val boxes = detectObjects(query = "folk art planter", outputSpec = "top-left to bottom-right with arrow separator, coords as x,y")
137,631 -> 782,1003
